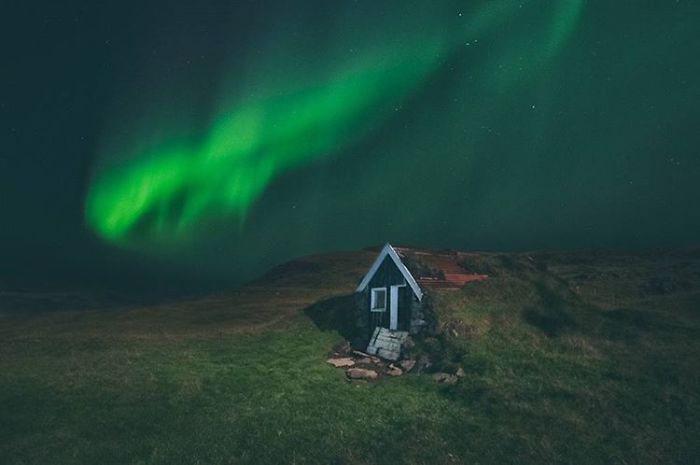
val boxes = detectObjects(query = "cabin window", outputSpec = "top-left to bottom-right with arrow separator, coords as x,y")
370,287 -> 387,312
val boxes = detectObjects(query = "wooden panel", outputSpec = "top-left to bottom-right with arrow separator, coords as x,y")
366,328 -> 410,361
398,286 -> 412,331
367,256 -> 407,289
366,256 -> 407,334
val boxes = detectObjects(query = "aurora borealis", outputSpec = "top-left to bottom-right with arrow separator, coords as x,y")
3,0 -> 700,287
86,0 -> 584,246
86,41 -> 443,243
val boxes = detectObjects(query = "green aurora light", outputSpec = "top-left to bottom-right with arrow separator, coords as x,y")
86,46 -> 443,243
86,0 -> 584,248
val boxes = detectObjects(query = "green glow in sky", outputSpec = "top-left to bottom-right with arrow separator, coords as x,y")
86,0 -> 584,248
87,48 -> 441,244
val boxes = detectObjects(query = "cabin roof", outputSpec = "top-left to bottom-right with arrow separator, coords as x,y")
396,247 -> 488,290
355,243 -> 423,301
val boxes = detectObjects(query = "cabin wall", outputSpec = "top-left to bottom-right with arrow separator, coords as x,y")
354,255 -> 432,343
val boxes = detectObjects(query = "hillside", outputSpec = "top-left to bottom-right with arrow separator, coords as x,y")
1,247 -> 699,464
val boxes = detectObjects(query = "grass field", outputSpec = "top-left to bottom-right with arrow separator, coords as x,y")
1,248 -> 699,464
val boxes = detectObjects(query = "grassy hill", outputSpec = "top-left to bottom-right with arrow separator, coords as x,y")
1,248 -> 699,464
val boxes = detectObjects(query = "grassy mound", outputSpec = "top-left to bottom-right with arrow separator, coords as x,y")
1,249 -> 699,464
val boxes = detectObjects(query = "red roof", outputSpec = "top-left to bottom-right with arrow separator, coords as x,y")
395,247 -> 488,290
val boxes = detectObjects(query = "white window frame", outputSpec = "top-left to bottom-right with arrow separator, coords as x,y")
370,287 -> 387,312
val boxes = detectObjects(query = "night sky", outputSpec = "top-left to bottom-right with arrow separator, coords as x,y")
2,1 -> 699,290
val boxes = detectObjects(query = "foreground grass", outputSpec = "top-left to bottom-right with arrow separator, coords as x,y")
1,249 -> 699,464
1,320 -> 465,465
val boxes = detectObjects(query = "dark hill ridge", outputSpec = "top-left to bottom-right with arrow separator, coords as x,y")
1,247 -> 699,340
1,247 -> 699,464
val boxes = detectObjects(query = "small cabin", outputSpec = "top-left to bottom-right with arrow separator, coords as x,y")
354,244 -> 429,342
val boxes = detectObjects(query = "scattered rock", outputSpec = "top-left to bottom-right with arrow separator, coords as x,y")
327,357 -> 355,368
455,367 -> 466,378
433,372 -> 459,385
416,355 -> 432,373
399,359 -> 416,372
386,365 -> 403,377
353,350 -> 380,363
444,375 -> 458,385
346,368 -> 378,380
333,341 -> 352,355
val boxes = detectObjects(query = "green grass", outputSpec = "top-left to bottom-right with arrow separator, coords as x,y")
1,249 -> 699,464
0,322 -> 466,464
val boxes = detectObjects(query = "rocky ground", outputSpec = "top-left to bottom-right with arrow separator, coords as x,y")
326,340 -> 465,384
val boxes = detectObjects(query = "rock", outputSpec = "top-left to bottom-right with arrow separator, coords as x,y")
387,365 -> 403,376
399,359 -> 416,372
346,368 -> 378,380
433,372 -> 459,385
455,367 -> 466,378
356,357 -> 374,365
327,357 -> 355,368
333,341 -> 352,355
416,355 -> 432,373
352,350 -> 380,363
410,319 -> 428,334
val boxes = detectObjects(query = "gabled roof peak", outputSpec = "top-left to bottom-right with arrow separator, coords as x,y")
355,243 -> 423,300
